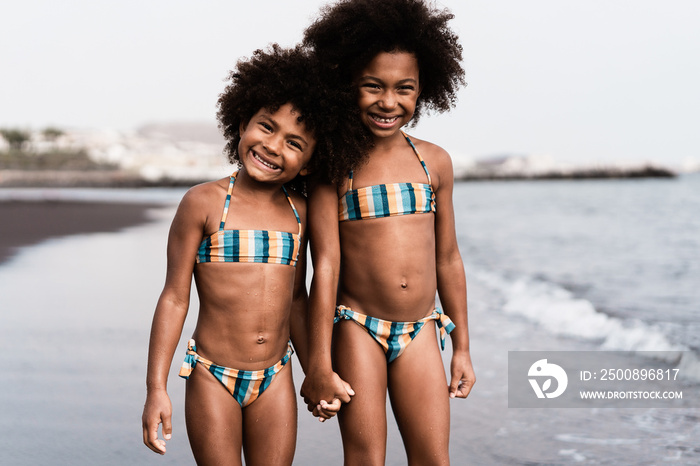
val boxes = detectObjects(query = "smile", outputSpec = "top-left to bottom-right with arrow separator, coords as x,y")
370,114 -> 400,124
253,151 -> 280,170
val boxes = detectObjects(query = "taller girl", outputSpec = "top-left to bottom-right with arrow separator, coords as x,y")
301,0 -> 476,463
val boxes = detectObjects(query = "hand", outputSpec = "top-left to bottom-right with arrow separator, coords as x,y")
300,369 -> 355,420
449,351 -> 476,399
312,398 -> 343,422
142,389 -> 173,454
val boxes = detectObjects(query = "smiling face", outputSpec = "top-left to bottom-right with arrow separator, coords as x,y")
238,103 -> 316,184
356,51 -> 421,140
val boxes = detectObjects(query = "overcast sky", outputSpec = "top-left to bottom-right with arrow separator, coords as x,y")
2,0 -> 699,166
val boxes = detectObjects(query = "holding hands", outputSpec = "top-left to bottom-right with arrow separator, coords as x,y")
301,370 -> 355,422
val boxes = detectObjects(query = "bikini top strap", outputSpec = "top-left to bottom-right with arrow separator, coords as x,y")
282,185 -> 302,236
219,171 -> 237,230
401,131 -> 432,188
347,170 -> 354,191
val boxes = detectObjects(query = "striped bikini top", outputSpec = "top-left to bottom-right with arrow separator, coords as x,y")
339,132 -> 436,221
196,172 -> 302,266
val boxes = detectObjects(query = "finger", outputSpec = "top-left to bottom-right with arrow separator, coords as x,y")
144,420 -> 166,455
343,380 -> 355,397
316,402 -> 331,417
162,414 -> 172,441
312,406 -> 329,421
457,380 -> 474,398
336,386 -> 353,404
322,398 -> 342,413
449,376 -> 461,399
317,401 -> 338,419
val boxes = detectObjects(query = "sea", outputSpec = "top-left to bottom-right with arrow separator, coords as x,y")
1,174 -> 699,465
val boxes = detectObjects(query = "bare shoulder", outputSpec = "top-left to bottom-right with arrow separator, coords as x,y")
406,135 -> 454,186
175,178 -> 229,224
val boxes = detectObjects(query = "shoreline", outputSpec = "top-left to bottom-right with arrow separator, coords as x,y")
0,166 -> 683,189
0,199 -> 167,265
0,169 -> 204,188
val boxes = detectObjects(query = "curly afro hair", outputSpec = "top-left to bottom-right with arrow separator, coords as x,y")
217,44 -> 372,185
303,0 -> 465,125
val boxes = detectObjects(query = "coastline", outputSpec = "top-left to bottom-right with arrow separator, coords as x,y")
0,169 -> 204,188
0,164 -> 681,189
0,199 -> 166,265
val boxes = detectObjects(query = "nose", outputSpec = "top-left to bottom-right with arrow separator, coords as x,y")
378,90 -> 397,110
263,134 -> 283,155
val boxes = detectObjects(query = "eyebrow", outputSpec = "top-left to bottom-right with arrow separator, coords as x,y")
359,75 -> 418,85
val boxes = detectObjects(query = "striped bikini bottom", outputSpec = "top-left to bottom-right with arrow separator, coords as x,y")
179,339 -> 293,407
334,306 -> 455,363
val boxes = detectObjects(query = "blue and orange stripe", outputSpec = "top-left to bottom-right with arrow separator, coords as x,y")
179,339 -> 293,407
334,306 -> 455,363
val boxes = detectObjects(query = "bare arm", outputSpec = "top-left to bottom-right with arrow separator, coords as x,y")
142,188 -> 207,454
290,234 -> 310,374
432,149 -> 476,399
300,181 -> 354,413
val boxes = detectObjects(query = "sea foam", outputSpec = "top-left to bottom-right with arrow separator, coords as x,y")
474,268 -> 700,381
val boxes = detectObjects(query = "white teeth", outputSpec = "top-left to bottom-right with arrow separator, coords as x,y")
372,115 -> 398,124
254,152 -> 279,170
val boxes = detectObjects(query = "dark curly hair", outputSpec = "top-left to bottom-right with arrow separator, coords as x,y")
303,0 -> 465,125
217,44 -> 371,185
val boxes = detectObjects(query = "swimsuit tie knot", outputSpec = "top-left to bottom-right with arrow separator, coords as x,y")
180,339 -> 199,377
434,308 -> 456,351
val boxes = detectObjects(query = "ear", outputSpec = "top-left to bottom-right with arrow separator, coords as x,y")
239,119 -> 249,135
298,165 -> 310,176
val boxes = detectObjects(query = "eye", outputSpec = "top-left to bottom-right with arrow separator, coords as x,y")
258,122 -> 273,132
288,140 -> 303,150
361,83 -> 381,91
398,85 -> 415,93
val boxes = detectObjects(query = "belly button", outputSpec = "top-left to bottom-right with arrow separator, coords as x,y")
401,282 -> 408,289
256,335 -> 266,344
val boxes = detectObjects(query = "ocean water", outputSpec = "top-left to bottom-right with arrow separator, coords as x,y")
455,174 -> 700,373
1,176 -> 699,465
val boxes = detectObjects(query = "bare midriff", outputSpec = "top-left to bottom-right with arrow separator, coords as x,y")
338,212 -> 437,322
191,262 -> 295,370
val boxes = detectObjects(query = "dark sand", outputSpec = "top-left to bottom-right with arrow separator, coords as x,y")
0,200 -> 165,264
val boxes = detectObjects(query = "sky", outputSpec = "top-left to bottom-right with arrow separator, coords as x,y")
2,0 -> 699,167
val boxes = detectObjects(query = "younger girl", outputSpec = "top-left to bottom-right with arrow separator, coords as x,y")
301,1 -> 476,464
141,45 -> 367,465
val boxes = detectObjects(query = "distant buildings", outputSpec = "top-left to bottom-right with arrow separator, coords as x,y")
2,124 -> 696,186
457,154 -> 679,180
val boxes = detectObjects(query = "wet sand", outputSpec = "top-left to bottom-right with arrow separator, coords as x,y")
0,200 -> 165,265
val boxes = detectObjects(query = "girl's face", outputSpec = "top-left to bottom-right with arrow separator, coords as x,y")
238,103 -> 315,184
356,51 -> 420,139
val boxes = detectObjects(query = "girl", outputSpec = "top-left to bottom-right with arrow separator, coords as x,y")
141,45 -> 368,465
300,1 -> 476,464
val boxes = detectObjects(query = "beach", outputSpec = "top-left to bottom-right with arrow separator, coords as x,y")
1,180 -> 699,465
0,200 -> 164,265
